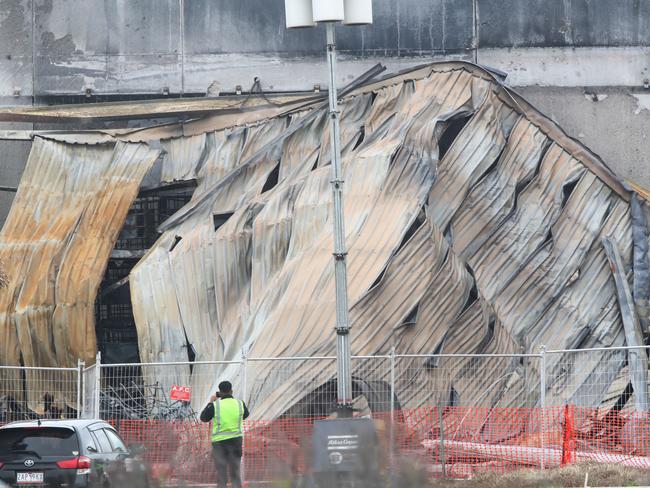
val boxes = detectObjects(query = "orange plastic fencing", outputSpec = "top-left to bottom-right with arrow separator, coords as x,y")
104,405 -> 650,483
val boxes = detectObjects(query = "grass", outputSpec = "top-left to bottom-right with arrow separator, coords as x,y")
433,463 -> 650,487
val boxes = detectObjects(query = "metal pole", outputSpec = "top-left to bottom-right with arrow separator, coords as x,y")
81,362 -> 86,419
94,352 -> 101,419
240,349 -> 248,486
325,22 -> 353,416
389,348 -> 396,482
439,406 -> 446,478
539,345 -> 547,470
241,349 -> 249,406
76,359 -> 84,419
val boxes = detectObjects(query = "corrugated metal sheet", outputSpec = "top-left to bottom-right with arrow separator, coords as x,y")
1,61 -> 647,419
0,138 -> 160,410
0,94 -> 319,123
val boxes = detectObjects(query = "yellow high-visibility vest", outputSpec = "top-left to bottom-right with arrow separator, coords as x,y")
211,398 -> 244,442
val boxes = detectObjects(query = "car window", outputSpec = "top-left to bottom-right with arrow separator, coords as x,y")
104,429 -> 127,453
83,428 -> 98,452
91,429 -> 112,453
0,427 -> 79,456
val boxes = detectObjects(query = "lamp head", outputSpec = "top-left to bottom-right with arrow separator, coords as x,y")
284,0 -> 315,29
284,0 -> 373,29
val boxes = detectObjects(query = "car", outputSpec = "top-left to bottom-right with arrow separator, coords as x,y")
0,419 -> 153,487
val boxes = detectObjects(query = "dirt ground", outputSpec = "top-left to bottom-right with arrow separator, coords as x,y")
431,463 -> 650,487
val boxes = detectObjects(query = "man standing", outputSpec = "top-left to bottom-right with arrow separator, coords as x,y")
200,380 -> 250,488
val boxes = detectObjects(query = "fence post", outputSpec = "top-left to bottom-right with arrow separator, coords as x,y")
241,348 -> 248,486
389,347 -> 396,482
76,359 -> 84,419
241,348 -> 248,405
539,345 -> 547,471
94,352 -> 101,419
439,406 -> 446,478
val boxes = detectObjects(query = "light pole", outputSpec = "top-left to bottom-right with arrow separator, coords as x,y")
284,0 -> 373,416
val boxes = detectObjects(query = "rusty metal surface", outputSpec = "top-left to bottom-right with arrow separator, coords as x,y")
1,61 -> 647,417
0,138 -> 160,409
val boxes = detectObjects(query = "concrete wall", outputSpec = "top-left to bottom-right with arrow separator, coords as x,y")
1,0 -> 650,226
2,0 -> 476,98
518,86 -> 650,186
1,0 -> 648,97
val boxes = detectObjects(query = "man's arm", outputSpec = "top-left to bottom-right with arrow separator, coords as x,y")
243,401 -> 250,420
199,402 -> 215,423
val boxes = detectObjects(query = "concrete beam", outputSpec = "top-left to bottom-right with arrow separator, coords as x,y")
478,47 -> 650,87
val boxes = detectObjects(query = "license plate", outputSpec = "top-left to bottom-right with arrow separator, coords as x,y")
17,472 -> 44,484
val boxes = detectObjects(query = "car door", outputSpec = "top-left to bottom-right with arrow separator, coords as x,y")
80,426 -> 107,485
91,428 -> 116,457
88,425 -> 119,480
100,427 -> 140,487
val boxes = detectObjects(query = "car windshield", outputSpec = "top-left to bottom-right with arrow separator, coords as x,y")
0,428 -> 79,456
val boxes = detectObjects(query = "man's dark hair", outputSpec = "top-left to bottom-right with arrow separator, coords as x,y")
218,381 -> 232,393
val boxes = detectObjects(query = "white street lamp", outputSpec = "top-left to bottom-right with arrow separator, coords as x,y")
284,0 -> 373,416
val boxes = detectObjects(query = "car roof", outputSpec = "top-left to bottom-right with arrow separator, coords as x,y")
0,419 -> 112,430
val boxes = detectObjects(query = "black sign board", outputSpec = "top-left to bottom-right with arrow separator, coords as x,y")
312,418 -> 379,474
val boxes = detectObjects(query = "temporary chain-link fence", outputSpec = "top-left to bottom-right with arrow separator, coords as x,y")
2,346 -> 650,482
0,363 -> 81,423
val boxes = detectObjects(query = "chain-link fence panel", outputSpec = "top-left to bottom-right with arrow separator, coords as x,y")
18,347 -> 645,483
541,346 -> 650,468
0,365 -> 80,423
97,360 -> 242,485
390,353 -> 545,477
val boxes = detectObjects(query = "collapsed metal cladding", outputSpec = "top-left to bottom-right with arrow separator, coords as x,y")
0,61 -> 648,419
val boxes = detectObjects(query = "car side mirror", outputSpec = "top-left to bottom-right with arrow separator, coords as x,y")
87,445 -> 98,453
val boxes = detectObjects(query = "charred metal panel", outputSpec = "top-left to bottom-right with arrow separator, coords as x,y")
1,61 -> 647,420
29,0 -> 474,95
479,0 -> 650,48
0,139 -> 159,412
184,0 -> 474,56
33,0 -> 182,95
0,0 -> 32,97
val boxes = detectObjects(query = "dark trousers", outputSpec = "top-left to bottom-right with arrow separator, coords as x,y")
212,437 -> 243,488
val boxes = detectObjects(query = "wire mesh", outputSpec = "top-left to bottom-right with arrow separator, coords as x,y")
544,347 -> 636,409
96,360 -> 242,485
541,346 -> 650,468
244,357 -> 338,482
5,347 -> 650,482
390,354 -> 544,477
99,361 -> 241,421
0,366 -> 79,423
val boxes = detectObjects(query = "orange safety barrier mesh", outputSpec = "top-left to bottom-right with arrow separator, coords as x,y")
100,406 -> 650,483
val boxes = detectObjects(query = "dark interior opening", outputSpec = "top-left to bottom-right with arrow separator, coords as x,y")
561,178 -> 580,209
170,235 -> 183,252
396,206 -> 427,254
401,303 -> 419,328
213,212 -> 235,232
460,265 -> 479,314
95,190 -> 192,365
261,163 -> 280,193
352,126 -> 366,151
438,113 -> 473,160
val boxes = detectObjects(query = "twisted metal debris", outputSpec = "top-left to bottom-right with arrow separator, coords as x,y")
0,62 -> 648,419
